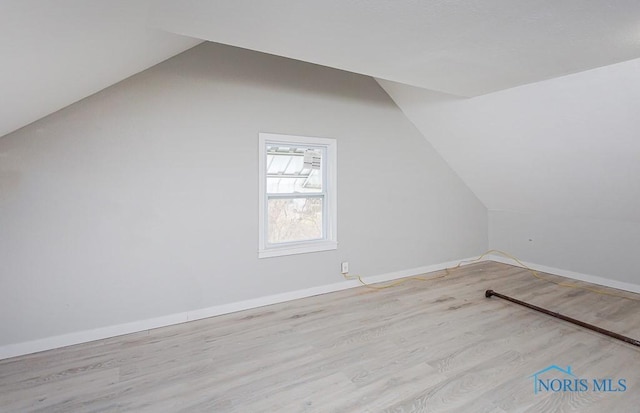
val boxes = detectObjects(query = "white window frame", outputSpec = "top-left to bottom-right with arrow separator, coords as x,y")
258,133 -> 337,258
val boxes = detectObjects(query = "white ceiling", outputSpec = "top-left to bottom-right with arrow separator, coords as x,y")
0,0 -> 200,138
3,1 -> 640,140
378,57 -> 640,223
150,0 -> 640,97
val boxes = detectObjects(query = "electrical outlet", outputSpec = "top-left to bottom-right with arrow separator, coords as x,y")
341,261 -> 349,274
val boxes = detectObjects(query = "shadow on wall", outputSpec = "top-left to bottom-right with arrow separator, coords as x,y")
163,42 -> 396,107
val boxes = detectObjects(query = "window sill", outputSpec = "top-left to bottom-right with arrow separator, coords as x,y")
258,241 -> 337,259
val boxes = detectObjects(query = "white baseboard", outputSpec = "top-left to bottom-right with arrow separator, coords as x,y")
486,254 -> 640,295
0,256 -> 477,361
8,254 -> 635,361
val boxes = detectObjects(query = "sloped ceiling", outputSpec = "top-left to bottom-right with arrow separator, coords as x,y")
378,58 -> 640,223
148,0 -> 640,226
0,0 -> 201,138
4,1 -> 640,140
150,0 -> 640,97
2,1 -> 639,226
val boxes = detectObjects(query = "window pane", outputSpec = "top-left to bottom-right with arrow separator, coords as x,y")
266,146 -> 323,194
268,197 -> 323,244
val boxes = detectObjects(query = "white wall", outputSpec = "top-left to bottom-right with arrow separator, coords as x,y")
378,57 -> 640,285
0,42 -> 487,349
489,210 -> 640,286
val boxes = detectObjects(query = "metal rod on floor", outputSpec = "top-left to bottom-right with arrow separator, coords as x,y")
485,289 -> 640,347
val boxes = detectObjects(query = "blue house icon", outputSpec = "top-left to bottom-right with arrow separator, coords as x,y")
529,365 -> 575,394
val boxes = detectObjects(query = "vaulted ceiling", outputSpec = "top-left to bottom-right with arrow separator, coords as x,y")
378,59 -> 640,223
150,0 -> 640,97
3,1 -> 640,223
0,0 -> 201,139
4,1 -> 640,139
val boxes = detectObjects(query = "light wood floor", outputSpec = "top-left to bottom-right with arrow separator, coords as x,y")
1,261 -> 640,412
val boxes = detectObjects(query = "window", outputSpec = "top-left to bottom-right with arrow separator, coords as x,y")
259,133 -> 337,258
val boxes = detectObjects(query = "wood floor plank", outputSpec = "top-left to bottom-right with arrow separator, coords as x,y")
1,261 -> 639,412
